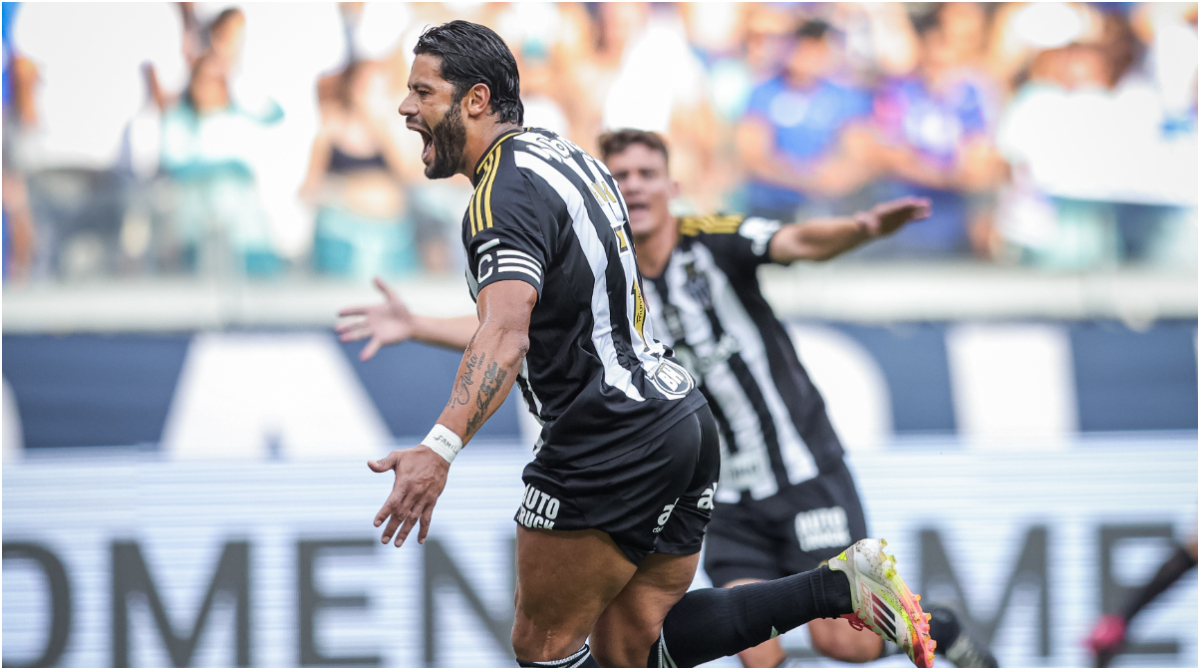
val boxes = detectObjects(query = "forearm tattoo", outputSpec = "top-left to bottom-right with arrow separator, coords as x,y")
448,351 -> 481,408
466,361 -> 508,438
446,345 -> 510,440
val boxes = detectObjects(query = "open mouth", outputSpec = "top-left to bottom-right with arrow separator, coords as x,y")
626,202 -> 649,214
409,124 -> 434,163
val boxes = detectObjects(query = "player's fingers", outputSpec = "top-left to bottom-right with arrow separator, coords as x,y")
417,504 -> 434,545
360,338 -> 383,361
395,509 -> 421,547
338,305 -> 369,318
380,511 -> 403,544
374,276 -> 396,300
367,452 -> 395,473
334,317 -> 365,332
339,326 -> 371,343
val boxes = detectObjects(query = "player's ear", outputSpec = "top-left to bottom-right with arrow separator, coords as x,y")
464,82 -> 492,118
669,179 -> 681,200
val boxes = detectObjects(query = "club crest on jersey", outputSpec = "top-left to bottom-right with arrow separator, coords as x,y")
683,262 -> 713,309
647,359 -> 694,397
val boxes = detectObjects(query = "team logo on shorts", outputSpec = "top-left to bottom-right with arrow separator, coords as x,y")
517,484 -> 560,530
653,498 -> 680,534
647,359 -> 695,398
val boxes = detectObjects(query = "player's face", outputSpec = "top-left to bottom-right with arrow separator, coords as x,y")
399,54 -> 468,179
605,144 -> 677,240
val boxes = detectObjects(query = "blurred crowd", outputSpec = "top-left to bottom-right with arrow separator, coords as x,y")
1,2 -> 1196,283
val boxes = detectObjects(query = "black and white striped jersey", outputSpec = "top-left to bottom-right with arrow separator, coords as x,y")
641,214 -> 845,503
461,128 -> 705,467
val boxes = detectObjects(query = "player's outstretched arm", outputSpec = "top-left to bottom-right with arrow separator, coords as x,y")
768,196 -> 932,264
367,280 -> 535,548
337,277 -> 480,359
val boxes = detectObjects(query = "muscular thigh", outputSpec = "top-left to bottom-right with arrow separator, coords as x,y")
591,552 -> 700,668
513,527 -> 638,662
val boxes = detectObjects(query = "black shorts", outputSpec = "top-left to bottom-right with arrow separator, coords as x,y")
517,404 -> 721,565
703,460 -> 868,588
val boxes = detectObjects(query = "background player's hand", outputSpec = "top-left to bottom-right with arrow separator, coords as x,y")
368,445 -> 450,547
860,196 -> 932,238
337,277 -> 416,361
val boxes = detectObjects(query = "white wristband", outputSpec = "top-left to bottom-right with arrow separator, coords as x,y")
421,424 -> 463,464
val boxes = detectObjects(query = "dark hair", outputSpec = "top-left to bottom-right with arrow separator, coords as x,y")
795,19 -> 831,42
414,21 -> 523,125
598,129 -> 670,167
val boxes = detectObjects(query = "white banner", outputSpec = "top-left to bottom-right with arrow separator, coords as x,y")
3,435 -> 1196,668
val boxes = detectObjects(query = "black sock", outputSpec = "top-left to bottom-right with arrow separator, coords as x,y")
649,565 -> 852,667
928,604 -> 961,651
517,643 -> 599,668
927,604 -> 998,668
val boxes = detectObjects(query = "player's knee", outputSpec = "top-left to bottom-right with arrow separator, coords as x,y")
737,639 -> 786,668
511,614 -> 587,663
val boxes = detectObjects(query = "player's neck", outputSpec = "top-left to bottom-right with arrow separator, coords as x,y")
634,217 -> 680,279
463,121 -> 524,182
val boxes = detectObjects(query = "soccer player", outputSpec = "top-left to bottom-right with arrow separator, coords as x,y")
598,129 -> 997,669
345,21 -> 933,668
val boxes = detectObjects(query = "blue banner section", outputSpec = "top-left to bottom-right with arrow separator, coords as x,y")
837,322 -> 958,434
336,338 -> 522,442
3,334 -> 191,448
3,320 -> 1196,450
1070,321 -> 1199,432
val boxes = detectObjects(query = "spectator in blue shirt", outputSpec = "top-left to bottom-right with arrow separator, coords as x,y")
736,20 -> 880,222
867,6 -> 1007,258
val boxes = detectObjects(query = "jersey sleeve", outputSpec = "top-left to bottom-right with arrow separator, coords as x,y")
681,214 -> 784,274
466,169 -> 553,299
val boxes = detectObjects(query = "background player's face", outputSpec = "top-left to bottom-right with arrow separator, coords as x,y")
400,54 -> 468,179
605,143 -> 678,240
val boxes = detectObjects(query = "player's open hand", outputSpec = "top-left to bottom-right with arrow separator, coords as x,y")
368,445 -> 450,547
337,277 -> 416,361
861,196 -> 932,238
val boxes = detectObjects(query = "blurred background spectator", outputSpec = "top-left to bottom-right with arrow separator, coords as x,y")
158,50 -> 283,276
303,59 -> 414,280
1,1 -> 1195,283
736,19 -> 879,223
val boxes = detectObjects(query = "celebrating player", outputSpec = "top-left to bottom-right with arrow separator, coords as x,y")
346,20 -> 933,668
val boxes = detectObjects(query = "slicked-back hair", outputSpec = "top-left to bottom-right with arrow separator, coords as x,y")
414,20 -> 524,125
597,129 -> 670,168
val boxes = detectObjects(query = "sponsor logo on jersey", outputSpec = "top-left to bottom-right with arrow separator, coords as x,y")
647,359 -> 695,397
795,506 -> 851,552
697,484 -> 717,510
516,484 -> 560,530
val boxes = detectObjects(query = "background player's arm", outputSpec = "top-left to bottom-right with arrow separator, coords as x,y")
367,280 -> 534,549
338,277 -> 480,359
768,196 -> 931,264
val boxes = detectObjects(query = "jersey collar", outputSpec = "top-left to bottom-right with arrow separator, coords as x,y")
472,128 -> 525,186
